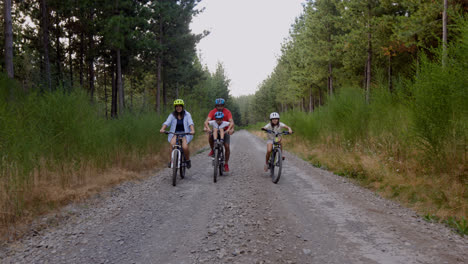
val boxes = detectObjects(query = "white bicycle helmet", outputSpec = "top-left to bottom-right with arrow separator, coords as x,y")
269,112 -> 280,119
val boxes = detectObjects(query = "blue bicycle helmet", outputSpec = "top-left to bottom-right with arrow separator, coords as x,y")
215,98 -> 225,105
214,111 -> 224,119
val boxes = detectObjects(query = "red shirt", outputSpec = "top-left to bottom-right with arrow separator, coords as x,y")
208,108 -> 232,130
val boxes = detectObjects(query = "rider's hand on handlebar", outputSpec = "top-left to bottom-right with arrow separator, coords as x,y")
160,128 -> 166,133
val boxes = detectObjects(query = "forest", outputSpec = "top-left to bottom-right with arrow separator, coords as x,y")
0,0 -> 238,226
237,0 -> 467,226
0,0 -> 467,230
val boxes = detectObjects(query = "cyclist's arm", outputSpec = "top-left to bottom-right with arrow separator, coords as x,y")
282,124 -> 293,134
204,116 -> 212,132
160,124 -> 168,133
227,118 -> 235,134
189,124 -> 195,135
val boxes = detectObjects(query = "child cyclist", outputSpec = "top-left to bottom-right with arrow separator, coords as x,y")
204,112 -> 232,144
261,112 -> 293,172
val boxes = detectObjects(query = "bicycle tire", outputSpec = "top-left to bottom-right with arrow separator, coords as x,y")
219,148 -> 224,176
271,149 -> 282,184
270,150 -> 275,178
213,148 -> 218,183
172,150 -> 179,186
180,154 -> 185,179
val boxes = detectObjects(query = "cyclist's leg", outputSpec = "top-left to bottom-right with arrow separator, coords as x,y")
208,133 -> 214,150
223,133 -> 230,163
266,142 -> 273,164
265,142 -> 273,171
278,137 -> 285,159
213,128 -> 219,140
169,136 -> 177,167
219,128 -> 225,140
181,137 -> 189,160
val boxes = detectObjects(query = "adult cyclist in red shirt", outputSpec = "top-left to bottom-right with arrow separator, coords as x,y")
204,98 -> 235,172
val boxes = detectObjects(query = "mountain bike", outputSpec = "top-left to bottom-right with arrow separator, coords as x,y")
262,129 -> 293,184
165,131 -> 191,186
212,133 -> 225,183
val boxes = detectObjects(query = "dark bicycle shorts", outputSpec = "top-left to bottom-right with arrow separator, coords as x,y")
211,132 -> 230,144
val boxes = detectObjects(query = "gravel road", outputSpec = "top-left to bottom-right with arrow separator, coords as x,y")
1,130 -> 467,264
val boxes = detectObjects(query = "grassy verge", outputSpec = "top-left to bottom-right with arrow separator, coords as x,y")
0,88 -> 208,238
247,124 -> 467,236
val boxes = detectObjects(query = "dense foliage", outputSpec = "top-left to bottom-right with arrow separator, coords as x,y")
239,0 -> 466,162
242,0 -> 466,124
0,0 -> 239,223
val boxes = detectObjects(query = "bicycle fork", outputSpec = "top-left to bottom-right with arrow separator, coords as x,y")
171,148 -> 182,169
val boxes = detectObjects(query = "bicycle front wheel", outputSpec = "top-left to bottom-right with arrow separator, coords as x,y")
271,149 -> 282,184
180,155 -> 185,179
172,151 -> 179,186
213,148 -> 219,183
219,148 -> 224,176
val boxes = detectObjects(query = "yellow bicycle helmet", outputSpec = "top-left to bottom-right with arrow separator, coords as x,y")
173,99 -> 184,106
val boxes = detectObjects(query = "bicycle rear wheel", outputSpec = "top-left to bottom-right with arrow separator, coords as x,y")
172,151 -> 179,186
271,149 -> 282,184
213,148 -> 218,183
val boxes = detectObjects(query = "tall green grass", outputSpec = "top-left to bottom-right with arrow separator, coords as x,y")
0,85 -> 209,223
282,20 -> 467,170
278,22 -> 467,223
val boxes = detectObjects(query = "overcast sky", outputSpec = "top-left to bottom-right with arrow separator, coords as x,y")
190,0 -> 305,97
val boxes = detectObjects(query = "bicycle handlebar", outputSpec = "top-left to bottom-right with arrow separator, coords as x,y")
261,129 -> 294,136
163,131 -> 194,136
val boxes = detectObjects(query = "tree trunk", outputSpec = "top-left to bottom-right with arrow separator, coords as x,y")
55,14 -> 63,89
68,19 -> 73,90
130,77 -> 133,111
41,0 -> 52,91
104,71 -> 108,119
79,32 -> 84,86
163,73 -> 167,110
309,89 -> 313,112
88,33 -> 95,102
111,64 -> 117,118
156,16 -> 163,113
4,0 -> 14,79
319,88 -> 323,106
116,49 -> 124,115
122,74 -> 125,108
442,0 -> 448,67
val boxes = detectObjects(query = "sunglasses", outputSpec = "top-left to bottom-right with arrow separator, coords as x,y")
216,105 -> 224,107
175,105 -> 183,107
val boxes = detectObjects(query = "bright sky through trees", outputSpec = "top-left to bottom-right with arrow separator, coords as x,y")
190,0 -> 305,97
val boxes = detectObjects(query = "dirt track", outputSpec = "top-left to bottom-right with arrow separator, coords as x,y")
1,130 -> 467,263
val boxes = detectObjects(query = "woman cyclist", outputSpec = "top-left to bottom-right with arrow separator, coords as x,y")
261,112 -> 293,172
160,99 -> 195,168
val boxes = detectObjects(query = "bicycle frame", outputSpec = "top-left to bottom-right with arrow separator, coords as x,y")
164,132 -> 191,169
211,131 -> 225,182
262,129 -> 293,184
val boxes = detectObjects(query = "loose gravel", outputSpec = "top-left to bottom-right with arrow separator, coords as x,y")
1,130 -> 467,264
